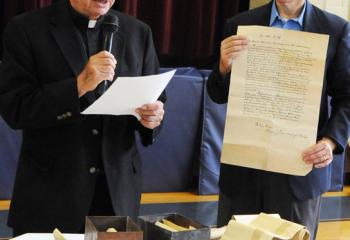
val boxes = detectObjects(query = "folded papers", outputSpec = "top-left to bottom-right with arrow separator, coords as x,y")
53,228 -> 67,240
221,213 -> 310,240
155,219 -> 197,232
106,228 -> 118,232
138,213 -> 210,240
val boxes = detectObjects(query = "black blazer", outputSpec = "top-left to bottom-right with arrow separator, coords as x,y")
207,1 -> 350,200
0,0 -> 164,232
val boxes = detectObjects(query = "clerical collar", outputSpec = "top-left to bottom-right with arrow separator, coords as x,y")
69,3 -> 105,30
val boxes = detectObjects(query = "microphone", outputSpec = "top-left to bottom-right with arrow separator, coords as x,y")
102,15 -> 120,52
99,15 -> 119,94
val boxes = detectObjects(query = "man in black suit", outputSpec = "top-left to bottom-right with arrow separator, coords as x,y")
207,0 -> 350,239
0,0 -> 165,236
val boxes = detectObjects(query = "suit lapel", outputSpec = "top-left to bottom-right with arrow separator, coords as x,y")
112,14 -> 126,79
50,1 -> 96,104
303,1 -> 322,33
50,1 -> 88,77
259,2 -> 273,27
303,1 -> 329,98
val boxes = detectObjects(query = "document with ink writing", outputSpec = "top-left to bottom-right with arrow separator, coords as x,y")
221,25 -> 329,176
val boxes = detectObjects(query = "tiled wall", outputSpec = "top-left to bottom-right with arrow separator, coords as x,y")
249,0 -> 350,20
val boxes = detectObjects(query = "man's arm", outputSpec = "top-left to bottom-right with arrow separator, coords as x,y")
0,19 -> 82,130
135,25 -> 166,146
207,19 -> 248,104
323,22 -> 350,154
303,22 -> 350,167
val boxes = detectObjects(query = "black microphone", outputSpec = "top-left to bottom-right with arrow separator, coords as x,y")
99,15 -> 119,94
102,15 -> 119,52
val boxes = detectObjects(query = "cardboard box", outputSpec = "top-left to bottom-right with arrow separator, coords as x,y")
138,213 -> 210,240
84,216 -> 143,240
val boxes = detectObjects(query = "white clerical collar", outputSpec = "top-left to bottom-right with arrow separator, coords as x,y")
88,20 -> 97,29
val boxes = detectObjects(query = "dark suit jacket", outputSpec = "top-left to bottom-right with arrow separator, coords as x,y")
207,1 -> 350,200
0,0 -> 164,232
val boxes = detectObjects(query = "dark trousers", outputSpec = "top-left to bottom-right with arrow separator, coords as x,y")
217,171 -> 321,240
88,171 -> 115,216
81,171 -> 115,232
12,172 -> 115,237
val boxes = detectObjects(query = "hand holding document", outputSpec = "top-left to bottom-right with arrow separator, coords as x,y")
221,25 -> 329,176
82,70 -> 175,118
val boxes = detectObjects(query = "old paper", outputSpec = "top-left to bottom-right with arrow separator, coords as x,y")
53,229 -> 67,240
210,214 -> 280,240
220,213 -> 310,240
221,25 -> 329,176
233,214 -> 280,225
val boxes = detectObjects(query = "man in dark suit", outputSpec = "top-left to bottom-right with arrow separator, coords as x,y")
207,0 -> 350,239
0,0 -> 165,236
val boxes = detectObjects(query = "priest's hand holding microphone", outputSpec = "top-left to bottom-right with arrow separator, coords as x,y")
77,15 -> 118,98
76,15 -> 164,130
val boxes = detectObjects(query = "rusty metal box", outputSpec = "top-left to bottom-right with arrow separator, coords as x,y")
84,216 -> 143,240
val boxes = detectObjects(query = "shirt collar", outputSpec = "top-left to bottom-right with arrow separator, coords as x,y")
69,3 -> 105,30
269,0 -> 306,27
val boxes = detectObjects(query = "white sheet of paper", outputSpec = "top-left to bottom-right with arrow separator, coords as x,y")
221,25 -> 329,176
12,233 -> 84,240
82,70 -> 175,117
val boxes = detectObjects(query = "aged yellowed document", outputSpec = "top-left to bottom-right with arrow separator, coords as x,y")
221,25 -> 329,176
221,213 -> 310,240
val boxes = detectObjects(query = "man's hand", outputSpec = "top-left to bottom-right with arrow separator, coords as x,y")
219,35 -> 248,76
136,101 -> 164,129
302,137 -> 336,168
77,51 -> 117,97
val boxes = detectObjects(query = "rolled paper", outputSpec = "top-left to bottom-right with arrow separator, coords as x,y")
155,221 -> 178,232
162,219 -> 189,231
53,228 -> 66,240
106,228 -> 118,232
